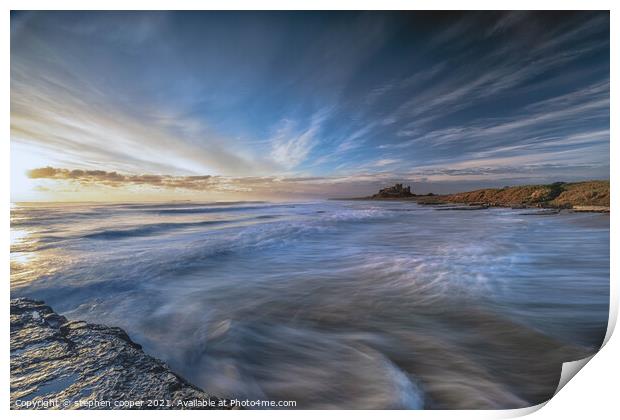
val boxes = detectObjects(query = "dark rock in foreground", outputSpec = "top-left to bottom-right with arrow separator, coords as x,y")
10,298 -> 229,410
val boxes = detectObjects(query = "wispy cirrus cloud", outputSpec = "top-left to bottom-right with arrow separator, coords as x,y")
381,80 -> 609,167
11,11 -> 609,201
11,59 -> 279,177
269,109 -> 331,169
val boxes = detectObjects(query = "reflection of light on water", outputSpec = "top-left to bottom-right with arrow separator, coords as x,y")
10,232 -> 72,288
11,228 -> 37,267
11,234 -> 39,286
11,251 -> 33,265
10,228 -> 29,246
11,250 -> 68,288
11,205 -> 78,288
11,252 -> 39,287
11,224 -> 46,287
11,229 -> 36,276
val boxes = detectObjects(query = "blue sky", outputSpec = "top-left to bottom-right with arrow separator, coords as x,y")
11,11 -> 610,200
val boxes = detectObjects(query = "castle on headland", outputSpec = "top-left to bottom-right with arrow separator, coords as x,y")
372,183 -> 415,198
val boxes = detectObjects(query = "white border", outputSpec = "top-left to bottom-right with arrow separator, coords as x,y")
3,2 -> 617,419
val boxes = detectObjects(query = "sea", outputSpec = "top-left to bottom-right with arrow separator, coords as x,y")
10,200 -> 610,409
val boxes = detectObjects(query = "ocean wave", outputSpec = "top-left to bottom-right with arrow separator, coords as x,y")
10,202 -> 277,227
11,210 -> 102,227
147,204 -> 289,215
109,201 -> 268,209
81,219 -> 236,240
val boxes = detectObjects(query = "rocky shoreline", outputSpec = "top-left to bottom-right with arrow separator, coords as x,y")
10,298 -> 231,410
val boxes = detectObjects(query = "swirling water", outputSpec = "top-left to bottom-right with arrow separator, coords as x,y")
10,200 -> 609,409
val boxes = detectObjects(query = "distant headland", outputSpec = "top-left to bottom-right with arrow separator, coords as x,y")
345,181 -> 609,212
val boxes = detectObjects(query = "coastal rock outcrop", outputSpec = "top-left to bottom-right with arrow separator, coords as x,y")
10,298 -> 229,410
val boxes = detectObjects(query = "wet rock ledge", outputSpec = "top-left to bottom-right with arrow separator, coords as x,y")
10,298 -> 229,410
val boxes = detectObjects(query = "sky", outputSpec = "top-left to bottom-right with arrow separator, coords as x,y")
11,11 -> 610,202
